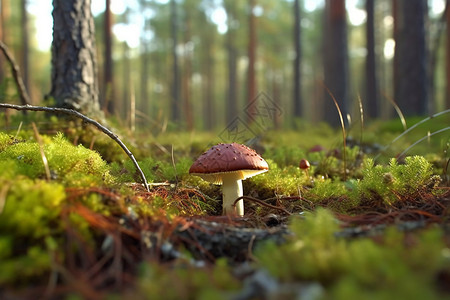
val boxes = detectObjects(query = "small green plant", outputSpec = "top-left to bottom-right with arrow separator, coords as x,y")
352,156 -> 434,205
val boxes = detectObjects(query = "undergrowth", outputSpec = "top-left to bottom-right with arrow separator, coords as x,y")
0,116 -> 448,298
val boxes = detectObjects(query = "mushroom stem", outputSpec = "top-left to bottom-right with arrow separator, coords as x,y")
222,174 -> 244,216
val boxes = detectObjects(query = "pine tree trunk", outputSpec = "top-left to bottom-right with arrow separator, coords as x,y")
50,0 -> 101,117
365,0 -> 379,119
323,0 -> 349,127
21,0 -> 31,102
246,0 -> 257,122
293,0 -> 302,120
446,0 -> 450,109
393,0 -> 428,116
170,0 -> 181,124
103,0 -> 114,114
224,1 -> 239,125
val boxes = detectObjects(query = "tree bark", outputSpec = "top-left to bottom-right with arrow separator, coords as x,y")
170,0 -> 181,124
102,0 -> 114,114
293,0 -> 302,120
49,0 -> 101,117
323,0 -> 349,127
365,0 -> 379,119
224,0 -> 239,125
202,35 -> 215,130
182,8 -> 194,130
446,0 -> 450,109
393,0 -> 428,116
246,0 -> 257,123
21,0 -> 31,102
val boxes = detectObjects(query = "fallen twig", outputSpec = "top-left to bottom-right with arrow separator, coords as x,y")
0,103 -> 150,192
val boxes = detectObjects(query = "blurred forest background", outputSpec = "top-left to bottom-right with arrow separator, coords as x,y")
0,0 -> 449,133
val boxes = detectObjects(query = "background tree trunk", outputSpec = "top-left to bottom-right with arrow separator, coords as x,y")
21,0 -> 30,102
365,0 -> 379,119
170,0 -> 181,125
446,0 -> 450,109
182,4 -> 194,130
393,0 -> 428,116
246,0 -> 257,123
224,0 -> 239,125
49,0 -> 101,117
323,0 -> 349,127
293,0 -> 302,121
0,0 -> 7,85
102,0 -> 114,114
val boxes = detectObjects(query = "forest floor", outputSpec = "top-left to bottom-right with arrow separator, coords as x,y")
0,113 -> 449,299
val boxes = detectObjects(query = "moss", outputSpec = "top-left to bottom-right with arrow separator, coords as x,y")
0,132 -> 114,187
0,178 -> 66,285
256,209 -> 449,299
351,156 -> 435,205
137,258 -> 240,300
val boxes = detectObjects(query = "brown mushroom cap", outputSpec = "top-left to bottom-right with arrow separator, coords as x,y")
299,159 -> 311,170
189,143 -> 269,184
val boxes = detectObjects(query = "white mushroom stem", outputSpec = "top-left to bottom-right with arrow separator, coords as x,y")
221,173 -> 244,216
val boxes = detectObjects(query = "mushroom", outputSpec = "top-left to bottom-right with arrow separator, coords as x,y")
299,159 -> 311,178
189,143 -> 269,216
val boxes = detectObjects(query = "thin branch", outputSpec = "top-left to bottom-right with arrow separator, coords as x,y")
0,103 -> 150,192
0,41 -> 31,106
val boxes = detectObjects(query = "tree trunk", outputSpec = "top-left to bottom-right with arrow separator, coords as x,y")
365,0 -> 379,119
170,0 -> 181,125
0,0 -> 7,85
140,42 -> 150,125
323,0 -> 349,127
246,0 -> 257,123
293,0 -> 302,120
393,0 -> 428,116
182,9 -> 194,130
202,35 -> 215,130
122,41 -> 130,121
21,0 -> 31,102
224,0 -> 239,125
446,0 -> 450,109
50,0 -> 101,117
103,0 -> 114,114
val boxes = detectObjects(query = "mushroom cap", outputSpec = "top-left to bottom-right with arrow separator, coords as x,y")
299,159 -> 311,170
189,143 -> 269,184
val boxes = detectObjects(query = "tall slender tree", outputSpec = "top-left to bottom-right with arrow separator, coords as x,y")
224,0 -> 239,124
103,0 -> 114,114
323,0 -> 349,126
365,0 -> 379,119
246,0 -> 257,121
393,0 -> 428,116
293,0 -> 302,120
50,0 -> 101,117
446,0 -> 450,109
182,0 -> 194,130
170,0 -> 181,124
0,0 -> 6,84
21,0 -> 30,101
